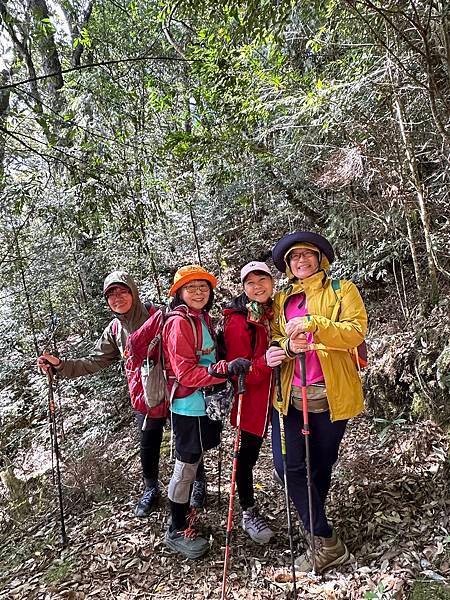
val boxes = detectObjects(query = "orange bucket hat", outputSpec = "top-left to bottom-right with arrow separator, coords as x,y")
169,265 -> 218,297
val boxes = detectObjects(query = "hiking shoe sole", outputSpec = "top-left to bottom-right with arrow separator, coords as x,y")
244,529 -> 273,545
164,530 -> 209,560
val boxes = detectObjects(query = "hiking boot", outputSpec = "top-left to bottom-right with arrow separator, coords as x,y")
164,526 -> 210,559
242,506 -> 273,545
295,529 -> 350,573
135,482 -> 160,517
190,479 -> 207,509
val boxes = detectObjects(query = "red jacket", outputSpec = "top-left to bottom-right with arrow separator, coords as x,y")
223,308 -> 272,437
162,306 -> 228,399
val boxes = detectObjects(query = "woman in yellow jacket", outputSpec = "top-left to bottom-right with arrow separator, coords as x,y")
266,231 -> 367,573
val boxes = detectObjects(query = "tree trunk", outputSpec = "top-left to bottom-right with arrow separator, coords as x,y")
403,200 -> 426,313
393,90 -> 439,307
387,54 -> 439,309
14,228 -> 40,356
189,201 -> 202,266
441,0 -> 450,89
0,69 -> 11,181
392,258 -> 409,320
60,0 -> 95,67
0,1 -> 45,118
28,0 -> 64,110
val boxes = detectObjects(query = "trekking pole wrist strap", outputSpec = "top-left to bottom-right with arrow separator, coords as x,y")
285,339 -> 299,359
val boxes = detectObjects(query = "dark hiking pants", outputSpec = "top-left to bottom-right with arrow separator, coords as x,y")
236,430 -> 264,510
135,413 -> 165,485
271,405 -> 347,538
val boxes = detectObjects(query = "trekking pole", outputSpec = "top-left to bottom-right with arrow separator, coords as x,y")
218,439 -> 222,508
47,304 -> 66,441
221,373 -> 246,600
273,347 -> 297,598
46,367 -> 68,548
298,351 -> 316,573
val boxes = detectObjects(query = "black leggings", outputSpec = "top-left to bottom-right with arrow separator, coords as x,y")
236,430 -> 264,510
134,412 -> 206,485
135,413 -> 165,484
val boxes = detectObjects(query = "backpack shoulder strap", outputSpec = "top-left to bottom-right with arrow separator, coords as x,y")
110,317 -> 126,358
144,300 -> 155,315
331,278 -> 341,293
330,278 -> 342,322
184,314 -> 201,356
111,318 -> 120,337
164,311 -> 202,358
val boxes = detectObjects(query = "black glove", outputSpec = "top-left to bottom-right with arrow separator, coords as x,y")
208,363 -> 228,378
227,358 -> 251,376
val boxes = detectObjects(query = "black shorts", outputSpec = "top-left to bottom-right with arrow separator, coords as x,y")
171,412 -> 222,463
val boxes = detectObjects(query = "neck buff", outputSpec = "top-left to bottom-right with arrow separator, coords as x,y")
246,300 -> 273,323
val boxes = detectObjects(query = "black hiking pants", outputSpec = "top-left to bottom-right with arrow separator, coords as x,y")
135,413 -> 165,485
236,430 -> 263,510
134,412 -> 207,494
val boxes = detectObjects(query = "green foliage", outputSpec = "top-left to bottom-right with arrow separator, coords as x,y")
0,533 -> 50,574
410,582 -> 450,600
373,416 -> 407,446
43,558 -> 76,584
73,27 -> 92,50
364,583 -> 387,600
90,506 -> 112,525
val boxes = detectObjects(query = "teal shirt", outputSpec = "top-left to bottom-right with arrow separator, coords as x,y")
171,319 -> 216,417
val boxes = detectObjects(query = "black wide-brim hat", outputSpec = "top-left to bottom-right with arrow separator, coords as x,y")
272,231 -> 335,273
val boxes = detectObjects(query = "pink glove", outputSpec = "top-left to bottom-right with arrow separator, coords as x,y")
265,345 -> 286,367
286,316 -> 310,338
288,333 -> 308,354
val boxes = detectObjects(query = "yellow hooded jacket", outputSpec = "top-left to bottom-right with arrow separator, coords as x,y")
271,270 -> 368,422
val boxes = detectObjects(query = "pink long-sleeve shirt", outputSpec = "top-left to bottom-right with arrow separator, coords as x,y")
285,293 -> 324,386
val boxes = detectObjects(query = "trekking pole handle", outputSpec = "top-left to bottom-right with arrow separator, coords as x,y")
274,364 -> 282,398
38,356 -> 59,375
268,341 -> 284,409
237,373 -> 246,395
298,352 -> 307,388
